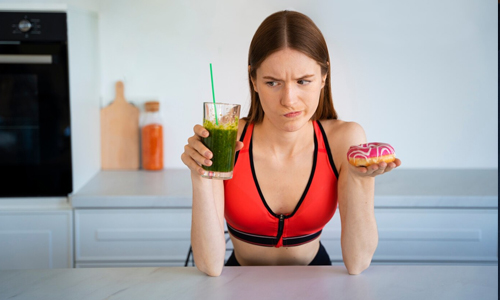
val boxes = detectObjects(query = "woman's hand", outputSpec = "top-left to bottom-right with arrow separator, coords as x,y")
348,158 -> 402,178
181,124 -> 244,175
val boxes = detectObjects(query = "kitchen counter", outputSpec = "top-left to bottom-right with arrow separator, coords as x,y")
70,169 -> 192,208
70,169 -> 498,208
69,169 -> 498,267
0,265 -> 497,300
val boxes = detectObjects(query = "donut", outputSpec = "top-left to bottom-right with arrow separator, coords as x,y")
347,142 -> 396,167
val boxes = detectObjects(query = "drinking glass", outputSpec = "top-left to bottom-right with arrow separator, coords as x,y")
201,102 -> 241,180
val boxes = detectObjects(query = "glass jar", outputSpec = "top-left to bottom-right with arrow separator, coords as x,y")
141,101 -> 163,170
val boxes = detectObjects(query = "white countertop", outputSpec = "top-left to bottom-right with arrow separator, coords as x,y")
0,265 -> 497,300
70,169 -> 192,208
70,169 -> 498,208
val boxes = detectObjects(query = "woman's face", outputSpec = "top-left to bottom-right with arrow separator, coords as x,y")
251,48 -> 327,132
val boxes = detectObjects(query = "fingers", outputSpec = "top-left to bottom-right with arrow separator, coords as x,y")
193,124 -> 209,138
188,135 -> 212,159
189,125 -> 213,159
182,124 -> 245,175
346,163 -> 367,175
348,157 -> 402,178
184,144 -> 212,167
368,160 -> 401,176
384,161 -> 398,173
381,159 -> 401,173
394,158 -> 402,167
351,161 -> 398,177
180,152 -> 205,175
181,125 -> 213,175
373,162 -> 387,175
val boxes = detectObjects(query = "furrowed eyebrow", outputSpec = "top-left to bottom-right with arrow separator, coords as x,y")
262,74 -> 315,80
263,76 -> 281,80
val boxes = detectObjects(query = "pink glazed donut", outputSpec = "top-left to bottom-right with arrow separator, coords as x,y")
347,142 -> 396,167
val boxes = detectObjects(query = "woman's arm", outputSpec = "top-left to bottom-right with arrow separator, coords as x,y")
182,125 -> 236,276
337,160 -> 378,275
181,123 -> 245,276
190,175 -> 226,276
334,121 -> 400,275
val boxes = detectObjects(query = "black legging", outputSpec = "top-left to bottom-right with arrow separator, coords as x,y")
225,241 -> 332,266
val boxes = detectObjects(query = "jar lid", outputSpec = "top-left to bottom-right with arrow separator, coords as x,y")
145,101 -> 159,112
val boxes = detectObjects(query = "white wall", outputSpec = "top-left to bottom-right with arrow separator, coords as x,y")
99,0 -> 499,169
3,0 -> 498,170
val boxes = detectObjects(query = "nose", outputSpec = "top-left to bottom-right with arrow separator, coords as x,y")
280,83 -> 298,108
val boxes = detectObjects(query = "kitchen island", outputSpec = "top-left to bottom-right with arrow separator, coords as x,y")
68,169 -> 497,268
0,265 -> 497,300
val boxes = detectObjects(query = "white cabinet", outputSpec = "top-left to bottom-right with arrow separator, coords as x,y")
71,170 -> 498,267
74,209 -> 191,268
322,208 -> 498,263
73,207 -> 498,267
0,199 -> 73,270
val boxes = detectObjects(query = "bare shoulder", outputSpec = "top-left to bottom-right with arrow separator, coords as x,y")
318,119 -> 367,172
237,118 -> 248,140
319,119 -> 366,143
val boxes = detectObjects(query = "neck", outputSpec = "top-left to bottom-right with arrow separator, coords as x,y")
253,119 -> 315,158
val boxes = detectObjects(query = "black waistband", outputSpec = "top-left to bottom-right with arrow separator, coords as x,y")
225,241 -> 331,266
227,223 -> 322,247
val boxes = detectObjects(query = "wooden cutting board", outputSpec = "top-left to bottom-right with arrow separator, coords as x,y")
100,81 -> 140,170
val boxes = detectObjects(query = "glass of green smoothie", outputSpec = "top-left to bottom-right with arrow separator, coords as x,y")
202,102 -> 241,180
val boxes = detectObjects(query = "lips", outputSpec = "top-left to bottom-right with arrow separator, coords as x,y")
284,111 -> 301,118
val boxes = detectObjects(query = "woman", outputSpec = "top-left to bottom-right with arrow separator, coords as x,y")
181,10 -> 401,276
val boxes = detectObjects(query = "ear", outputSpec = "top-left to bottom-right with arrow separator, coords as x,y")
249,65 -> 258,93
321,61 -> 329,89
321,73 -> 327,89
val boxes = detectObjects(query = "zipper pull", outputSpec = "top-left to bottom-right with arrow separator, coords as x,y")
276,214 -> 285,247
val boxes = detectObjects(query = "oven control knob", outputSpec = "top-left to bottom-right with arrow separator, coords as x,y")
18,20 -> 32,32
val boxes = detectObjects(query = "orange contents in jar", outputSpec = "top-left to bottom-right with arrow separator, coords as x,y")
141,124 -> 163,170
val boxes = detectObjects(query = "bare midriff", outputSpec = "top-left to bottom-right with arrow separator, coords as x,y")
229,233 -> 321,266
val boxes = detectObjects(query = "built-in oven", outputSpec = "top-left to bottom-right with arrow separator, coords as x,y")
0,12 -> 72,197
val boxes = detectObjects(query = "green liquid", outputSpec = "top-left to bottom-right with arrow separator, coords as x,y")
202,119 -> 238,173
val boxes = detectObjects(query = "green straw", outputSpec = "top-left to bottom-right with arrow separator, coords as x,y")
210,63 -> 218,125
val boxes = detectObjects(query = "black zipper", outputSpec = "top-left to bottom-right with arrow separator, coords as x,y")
276,214 -> 284,244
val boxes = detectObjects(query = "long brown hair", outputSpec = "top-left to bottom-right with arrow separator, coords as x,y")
245,10 -> 337,123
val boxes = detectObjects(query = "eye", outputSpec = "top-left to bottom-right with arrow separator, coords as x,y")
297,80 -> 311,85
266,81 -> 278,87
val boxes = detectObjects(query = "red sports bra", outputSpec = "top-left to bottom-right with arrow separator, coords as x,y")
224,121 -> 339,248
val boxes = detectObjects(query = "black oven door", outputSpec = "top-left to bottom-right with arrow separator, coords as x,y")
0,43 -> 72,197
